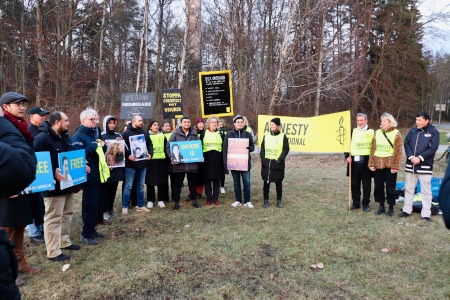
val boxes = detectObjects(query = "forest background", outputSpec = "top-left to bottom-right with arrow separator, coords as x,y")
1,0 -> 450,129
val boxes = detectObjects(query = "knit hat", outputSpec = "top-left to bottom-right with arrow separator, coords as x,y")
0,92 -> 28,105
195,117 -> 204,125
180,115 -> 190,122
29,107 -> 49,116
233,115 -> 244,123
270,117 -> 281,126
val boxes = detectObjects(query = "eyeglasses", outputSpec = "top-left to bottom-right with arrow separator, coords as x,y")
9,102 -> 27,108
235,121 -> 244,124
210,121 -> 218,123
87,118 -> 99,122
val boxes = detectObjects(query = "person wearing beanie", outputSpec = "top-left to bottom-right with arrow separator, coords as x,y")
0,91 -> 42,284
145,120 -> 169,209
260,117 -> 290,208
223,114 -> 255,208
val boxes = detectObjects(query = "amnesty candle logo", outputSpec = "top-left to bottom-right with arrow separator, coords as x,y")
336,116 -> 347,145
258,111 -> 351,153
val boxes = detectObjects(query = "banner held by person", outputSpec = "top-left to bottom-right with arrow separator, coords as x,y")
58,150 -> 87,190
170,140 -> 203,164
258,111 -> 351,153
226,138 -> 249,171
22,151 -> 55,194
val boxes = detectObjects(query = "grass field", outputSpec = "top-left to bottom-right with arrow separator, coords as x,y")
19,154 -> 450,299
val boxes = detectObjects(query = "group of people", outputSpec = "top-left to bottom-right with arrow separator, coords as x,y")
0,90 -> 292,294
346,112 -> 440,221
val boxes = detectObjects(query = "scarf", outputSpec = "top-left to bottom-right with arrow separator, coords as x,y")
3,110 -> 33,139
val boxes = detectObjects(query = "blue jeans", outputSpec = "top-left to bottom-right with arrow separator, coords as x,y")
27,221 -> 43,237
122,167 -> 146,208
231,170 -> 251,203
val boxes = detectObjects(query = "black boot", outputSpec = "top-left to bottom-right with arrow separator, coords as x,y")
191,200 -> 200,208
264,199 -> 269,208
386,205 -> 394,217
375,205 -> 385,215
277,199 -> 283,208
173,201 -> 180,211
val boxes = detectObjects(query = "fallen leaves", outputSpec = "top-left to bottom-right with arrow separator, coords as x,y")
310,262 -> 324,270
381,248 -> 390,253
62,264 -> 70,272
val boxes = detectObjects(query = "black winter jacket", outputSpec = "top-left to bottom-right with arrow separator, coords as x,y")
223,128 -> 255,170
165,126 -> 199,173
34,122 -> 75,196
404,124 -> 439,174
0,117 -> 36,198
260,131 -> 290,182
121,123 -> 153,169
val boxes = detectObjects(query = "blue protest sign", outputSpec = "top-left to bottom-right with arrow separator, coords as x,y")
23,151 -> 55,194
58,150 -> 87,190
170,140 -> 203,164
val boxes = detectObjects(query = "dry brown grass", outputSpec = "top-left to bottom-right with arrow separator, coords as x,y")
18,154 -> 450,299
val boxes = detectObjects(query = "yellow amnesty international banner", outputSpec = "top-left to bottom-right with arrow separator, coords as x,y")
258,111 -> 351,153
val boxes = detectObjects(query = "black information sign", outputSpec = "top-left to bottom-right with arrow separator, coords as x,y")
199,70 -> 234,117
161,89 -> 183,119
119,93 -> 154,120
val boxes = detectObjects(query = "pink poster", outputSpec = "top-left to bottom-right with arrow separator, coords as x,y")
227,138 -> 249,171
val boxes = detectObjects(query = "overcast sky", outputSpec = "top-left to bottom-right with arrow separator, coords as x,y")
419,0 -> 450,54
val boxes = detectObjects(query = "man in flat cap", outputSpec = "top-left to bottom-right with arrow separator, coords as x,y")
0,91 -> 41,285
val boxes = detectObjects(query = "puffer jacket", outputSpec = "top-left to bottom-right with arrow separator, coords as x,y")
165,126 -> 199,173
34,121 -> 75,196
404,123 -> 439,174
260,130 -> 290,183
223,128 -> 255,170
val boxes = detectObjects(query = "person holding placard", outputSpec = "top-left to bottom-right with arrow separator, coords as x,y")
34,111 -> 81,261
166,116 -> 200,210
121,115 -> 153,214
223,115 -> 255,208
260,117 -> 290,208
200,116 -> 225,206
100,115 -> 124,221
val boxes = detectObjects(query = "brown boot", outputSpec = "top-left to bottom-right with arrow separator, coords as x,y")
18,257 -> 41,274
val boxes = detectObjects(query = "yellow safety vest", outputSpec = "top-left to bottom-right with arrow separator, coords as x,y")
96,139 -> 110,183
264,133 -> 284,160
374,129 -> 399,157
202,130 -> 222,152
149,133 -> 166,159
350,128 -> 374,156
163,132 -> 172,141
